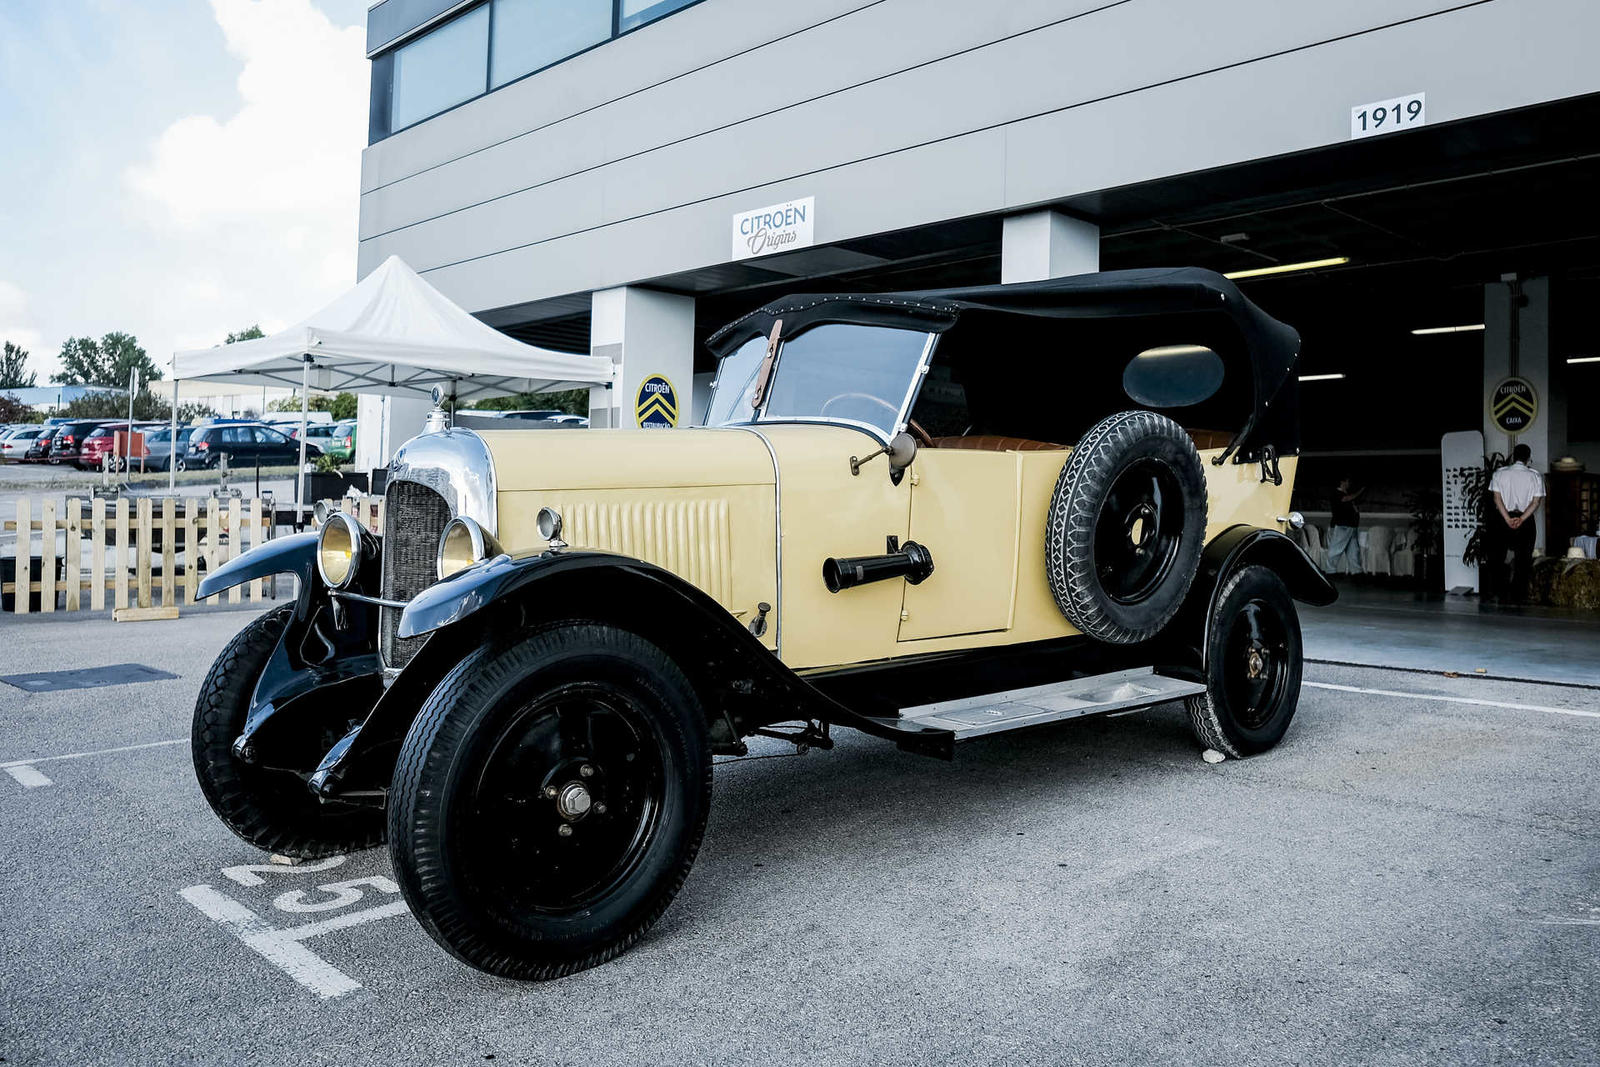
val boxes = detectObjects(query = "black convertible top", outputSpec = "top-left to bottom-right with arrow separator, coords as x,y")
707,267 -> 1303,459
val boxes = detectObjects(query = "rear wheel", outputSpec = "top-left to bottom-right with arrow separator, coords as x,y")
388,623 -> 711,980
1185,565 -> 1303,758
191,605 -> 385,857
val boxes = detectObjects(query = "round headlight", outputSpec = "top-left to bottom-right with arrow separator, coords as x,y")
316,512 -> 364,589
437,516 -> 501,579
536,507 -> 563,543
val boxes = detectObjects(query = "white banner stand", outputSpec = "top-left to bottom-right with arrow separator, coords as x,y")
1441,430 -> 1485,593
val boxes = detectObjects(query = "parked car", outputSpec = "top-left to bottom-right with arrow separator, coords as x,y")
189,267 -> 1333,983
0,425 -> 44,462
78,422 -> 166,471
138,425 -> 197,471
23,425 -> 63,462
47,419 -> 113,466
321,419 -> 356,461
291,422 -> 337,447
183,422 -> 321,469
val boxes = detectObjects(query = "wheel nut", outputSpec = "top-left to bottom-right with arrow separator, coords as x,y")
544,786 -> 558,798
594,802 -> 607,815
579,764 -> 595,778
557,824 -> 574,837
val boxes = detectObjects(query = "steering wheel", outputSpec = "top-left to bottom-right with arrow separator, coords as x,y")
820,392 -> 900,421
906,418 -> 935,448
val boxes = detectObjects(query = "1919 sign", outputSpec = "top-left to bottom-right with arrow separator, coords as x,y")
1351,92 -> 1426,140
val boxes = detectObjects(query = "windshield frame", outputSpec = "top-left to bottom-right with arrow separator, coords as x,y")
704,325 -> 938,446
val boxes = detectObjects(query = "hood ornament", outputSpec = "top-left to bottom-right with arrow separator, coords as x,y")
424,384 -> 450,434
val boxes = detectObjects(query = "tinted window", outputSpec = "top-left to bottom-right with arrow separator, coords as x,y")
619,0 -> 697,32
491,0 -> 610,87
222,427 -> 250,444
1122,345 -> 1226,408
257,427 -> 289,445
390,4 -> 489,130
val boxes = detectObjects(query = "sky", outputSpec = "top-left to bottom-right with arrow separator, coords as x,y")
0,0 -> 371,385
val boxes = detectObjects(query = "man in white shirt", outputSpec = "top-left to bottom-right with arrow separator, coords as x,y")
1487,443 -> 1545,602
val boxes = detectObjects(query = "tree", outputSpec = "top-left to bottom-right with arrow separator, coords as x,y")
51,332 -> 163,387
225,325 -> 265,344
0,395 -> 37,423
469,388 -> 589,415
1,341 -> 36,388
61,390 -> 214,422
268,391 -> 358,421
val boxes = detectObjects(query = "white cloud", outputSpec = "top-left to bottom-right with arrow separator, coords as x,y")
0,280 -> 44,356
124,0 -> 367,366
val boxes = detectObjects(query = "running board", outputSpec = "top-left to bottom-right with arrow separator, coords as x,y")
896,667 -> 1207,741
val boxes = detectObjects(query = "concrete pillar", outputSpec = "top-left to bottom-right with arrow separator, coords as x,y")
1000,210 -> 1099,283
588,286 -> 696,430
1483,276 -> 1564,552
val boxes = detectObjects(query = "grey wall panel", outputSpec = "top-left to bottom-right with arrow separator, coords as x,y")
362,0 -> 1470,263
358,0 -> 1600,311
361,0 -> 874,192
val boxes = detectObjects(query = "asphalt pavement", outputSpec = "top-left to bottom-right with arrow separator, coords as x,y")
2,606 -> 1597,1066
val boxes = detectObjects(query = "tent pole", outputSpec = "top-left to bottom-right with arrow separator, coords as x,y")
296,355 -> 310,526
168,378 -> 178,493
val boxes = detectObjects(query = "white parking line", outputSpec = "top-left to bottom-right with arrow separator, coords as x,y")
180,884 -> 409,999
1305,681 -> 1600,719
0,738 -> 186,790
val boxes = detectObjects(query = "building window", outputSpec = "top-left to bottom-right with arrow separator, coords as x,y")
617,0 -> 696,33
389,3 -> 490,132
370,0 -> 707,141
491,0 -> 612,88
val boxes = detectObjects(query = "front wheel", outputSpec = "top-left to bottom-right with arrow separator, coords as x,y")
388,623 -> 712,980
192,606 -> 385,857
1184,564 -> 1303,758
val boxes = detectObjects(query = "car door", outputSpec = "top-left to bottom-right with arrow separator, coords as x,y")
255,426 -> 290,463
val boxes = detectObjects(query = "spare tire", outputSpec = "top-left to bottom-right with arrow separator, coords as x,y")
1045,410 -> 1207,643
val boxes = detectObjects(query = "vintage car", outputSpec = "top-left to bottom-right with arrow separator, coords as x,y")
190,267 -> 1333,981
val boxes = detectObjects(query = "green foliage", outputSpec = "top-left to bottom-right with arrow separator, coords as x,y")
51,332 -> 163,387
224,325 -> 266,344
1,340 -> 37,388
313,452 -> 343,474
267,391 -> 358,420
0,395 -> 38,423
61,390 -> 215,422
468,388 -> 588,415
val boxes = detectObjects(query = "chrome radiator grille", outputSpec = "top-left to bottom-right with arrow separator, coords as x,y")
379,480 -> 451,668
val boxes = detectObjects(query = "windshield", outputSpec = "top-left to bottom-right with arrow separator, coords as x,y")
704,323 -> 932,438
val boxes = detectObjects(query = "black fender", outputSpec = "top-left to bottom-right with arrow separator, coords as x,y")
197,531 -> 386,770
1173,524 -> 1335,668
309,551 -> 953,799
198,532 -> 319,621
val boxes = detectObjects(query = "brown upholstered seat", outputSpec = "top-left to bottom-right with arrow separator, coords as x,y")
1186,429 -> 1234,450
930,435 -> 1067,452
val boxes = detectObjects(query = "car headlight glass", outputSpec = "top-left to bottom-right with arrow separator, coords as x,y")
437,516 -> 501,579
316,512 -> 363,589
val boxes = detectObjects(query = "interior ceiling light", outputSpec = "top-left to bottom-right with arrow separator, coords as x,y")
1223,257 -> 1349,280
1411,324 -> 1485,335
1568,356 -> 1600,364
1298,373 -> 1346,382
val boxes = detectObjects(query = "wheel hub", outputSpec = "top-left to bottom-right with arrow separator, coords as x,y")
555,780 -> 593,821
1246,646 -> 1268,679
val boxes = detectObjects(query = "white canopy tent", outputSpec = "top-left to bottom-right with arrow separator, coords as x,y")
167,255 -> 613,505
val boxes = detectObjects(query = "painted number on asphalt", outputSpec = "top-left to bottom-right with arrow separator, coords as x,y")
180,855 -> 409,999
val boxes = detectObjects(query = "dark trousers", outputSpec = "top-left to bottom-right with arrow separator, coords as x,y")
1489,512 -> 1537,602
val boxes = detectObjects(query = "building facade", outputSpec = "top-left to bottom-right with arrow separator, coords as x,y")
357,0 -> 1600,528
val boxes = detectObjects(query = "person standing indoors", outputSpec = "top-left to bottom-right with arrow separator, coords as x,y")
1326,476 -> 1365,575
1488,443 -> 1545,603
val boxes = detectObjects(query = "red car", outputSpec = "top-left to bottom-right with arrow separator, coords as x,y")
78,422 -> 165,471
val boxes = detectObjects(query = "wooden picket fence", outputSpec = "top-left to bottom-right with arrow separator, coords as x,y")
3,494 -> 388,616
3,496 -> 271,615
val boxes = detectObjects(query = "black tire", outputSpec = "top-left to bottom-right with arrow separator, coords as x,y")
1045,410 -> 1208,643
388,623 -> 712,980
191,605 -> 385,858
1185,565 -> 1303,758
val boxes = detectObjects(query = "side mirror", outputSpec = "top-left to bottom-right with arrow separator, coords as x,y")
850,431 -> 919,477
886,431 -> 918,471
